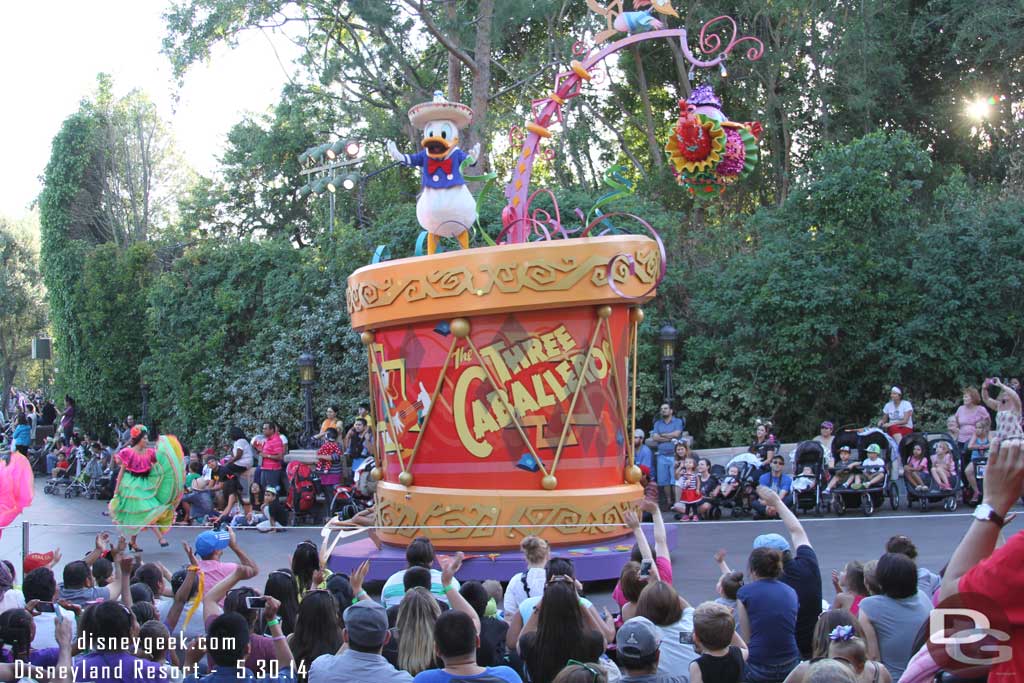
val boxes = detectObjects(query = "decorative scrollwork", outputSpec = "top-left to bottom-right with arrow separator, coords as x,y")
698,15 -> 765,62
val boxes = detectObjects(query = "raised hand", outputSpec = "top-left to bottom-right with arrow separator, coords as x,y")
183,543 -> 199,567
263,595 -> 281,621
624,509 -> 641,530
714,549 -> 727,565
350,560 -> 371,597
639,499 -> 659,515
468,143 -> 481,163
440,552 -> 464,587
386,140 -> 404,162
983,440 -> 1024,516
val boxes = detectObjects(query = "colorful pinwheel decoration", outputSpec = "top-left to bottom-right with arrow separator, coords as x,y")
665,85 -> 762,198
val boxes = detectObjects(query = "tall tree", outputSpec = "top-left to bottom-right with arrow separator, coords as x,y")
0,218 -> 47,406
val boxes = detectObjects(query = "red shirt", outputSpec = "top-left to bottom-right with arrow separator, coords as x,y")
316,441 -> 341,472
957,529 -> 1024,682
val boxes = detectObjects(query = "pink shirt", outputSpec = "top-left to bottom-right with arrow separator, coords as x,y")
907,455 -> 928,473
954,404 -> 989,443
116,447 -> 155,474
197,559 -> 239,602
257,434 -> 284,470
612,555 -> 673,607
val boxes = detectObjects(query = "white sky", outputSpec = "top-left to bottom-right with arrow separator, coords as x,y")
0,1 -> 299,221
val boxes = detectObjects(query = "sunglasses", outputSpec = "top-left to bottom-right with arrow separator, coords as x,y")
566,660 -> 602,682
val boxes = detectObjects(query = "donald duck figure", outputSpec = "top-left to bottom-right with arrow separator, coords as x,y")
387,91 -> 480,254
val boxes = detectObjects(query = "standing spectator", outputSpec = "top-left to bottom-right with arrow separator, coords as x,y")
308,600 -> 413,683
633,429 -> 653,471
59,396 -> 75,445
118,416 -> 136,448
650,404 -> 684,510
813,423 -> 835,462
25,404 -> 38,443
736,547 -> 801,683
938,439 -> 1024,682
857,554 -> 932,682
40,400 -> 56,427
415,610 -> 521,683
504,536 -> 549,619
313,406 -> 341,442
981,377 -> 1023,453
254,421 -> 286,490
12,415 -> 31,456
750,422 -> 776,459
878,387 -> 913,444
382,538 -> 460,608
226,427 -> 257,511
752,456 -> 792,519
953,387 -> 989,457
615,616 -> 686,683
753,486 -> 823,660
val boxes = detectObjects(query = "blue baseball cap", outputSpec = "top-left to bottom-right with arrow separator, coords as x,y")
195,530 -> 231,559
753,533 -> 791,553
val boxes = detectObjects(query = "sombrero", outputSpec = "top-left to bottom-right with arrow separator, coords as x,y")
408,91 -> 473,130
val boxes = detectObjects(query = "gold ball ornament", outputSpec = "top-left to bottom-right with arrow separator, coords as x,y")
541,474 -> 558,490
450,318 -> 471,339
596,305 -> 613,319
398,471 -> 414,487
360,331 -> 375,346
630,307 -> 645,324
624,465 -> 642,484
370,467 -> 382,482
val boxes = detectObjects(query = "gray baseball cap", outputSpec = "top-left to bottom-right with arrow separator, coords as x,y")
343,600 -> 389,648
616,616 -> 661,657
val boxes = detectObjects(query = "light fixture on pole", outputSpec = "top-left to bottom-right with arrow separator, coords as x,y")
298,352 -> 317,447
139,380 -> 151,427
658,323 -> 678,405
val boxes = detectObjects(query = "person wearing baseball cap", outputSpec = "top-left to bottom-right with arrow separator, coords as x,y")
308,600 -> 412,683
633,428 -> 654,471
194,526 -> 258,591
616,616 -> 686,682
752,482 -> 822,661
859,443 -> 887,489
879,386 -> 914,444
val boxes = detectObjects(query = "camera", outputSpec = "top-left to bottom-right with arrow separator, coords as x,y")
245,596 -> 267,610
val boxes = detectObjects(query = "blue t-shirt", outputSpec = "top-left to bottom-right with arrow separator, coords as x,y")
413,666 -> 522,683
738,578 -> 800,666
13,425 -> 31,446
758,472 -> 793,494
635,444 -> 654,469
652,417 -> 684,457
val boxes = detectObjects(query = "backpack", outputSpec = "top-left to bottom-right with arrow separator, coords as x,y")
287,462 -> 317,514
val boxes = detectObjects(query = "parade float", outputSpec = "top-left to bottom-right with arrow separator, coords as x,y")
338,0 -> 764,579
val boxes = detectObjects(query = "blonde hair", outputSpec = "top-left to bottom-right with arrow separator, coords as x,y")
521,536 -> 550,566
396,587 -> 441,675
829,637 -> 868,673
935,441 -> 952,458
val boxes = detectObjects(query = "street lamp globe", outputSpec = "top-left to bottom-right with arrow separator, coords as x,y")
342,175 -> 357,191
298,352 -> 317,384
345,140 -> 362,158
659,324 -> 678,361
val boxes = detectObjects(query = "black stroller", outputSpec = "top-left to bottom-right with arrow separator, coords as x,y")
828,427 -> 900,516
717,452 -> 763,518
901,432 -> 961,513
791,441 -> 827,516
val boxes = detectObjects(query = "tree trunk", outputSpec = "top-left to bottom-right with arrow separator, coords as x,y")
668,41 -> 693,100
632,45 -> 664,168
468,0 -> 494,168
445,0 -> 461,101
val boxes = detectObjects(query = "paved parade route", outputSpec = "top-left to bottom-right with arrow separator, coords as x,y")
3,480 -> 1016,610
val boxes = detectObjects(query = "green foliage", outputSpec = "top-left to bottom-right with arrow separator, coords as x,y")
0,218 -> 47,403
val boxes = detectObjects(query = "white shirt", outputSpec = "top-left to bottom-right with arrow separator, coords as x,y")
503,567 -> 546,618
380,569 -> 457,608
232,439 -> 255,468
862,456 -> 886,472
655,607 -> 698,676
0,589 -> 25,614
32,606 -> 77,649
883,400 -> 914,429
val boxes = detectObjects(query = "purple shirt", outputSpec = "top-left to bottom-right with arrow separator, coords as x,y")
955,404 -> 989,444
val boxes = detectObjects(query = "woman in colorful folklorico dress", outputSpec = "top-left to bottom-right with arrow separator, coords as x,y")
109,426 -> 185,551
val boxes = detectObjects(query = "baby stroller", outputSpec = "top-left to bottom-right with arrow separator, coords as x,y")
791,441 -> 826,516
330,456 -> 377,519
718,452 -> 762,518
901,432 -> 961,513
286,461 -> 327,526
828,427 -> 900,516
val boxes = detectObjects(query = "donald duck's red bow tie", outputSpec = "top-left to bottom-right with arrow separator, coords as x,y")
427,157 -> 454,175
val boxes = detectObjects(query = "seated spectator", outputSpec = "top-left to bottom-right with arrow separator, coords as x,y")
516,579 -> 607,683
292,540 -> 332,598
636,579 -> 698,676
288,590 -> 342,682
503,536 -> 549,619
712,550 -> 743,616
181,461 -> 215,524
612,502 -> 672,609
857,553 -> 932,682
928,441 -> 955,491
0,562 -> 25,614
830,562 -> 868,615
883,536 -> 940,598
0,608 -> 58,666
902,443 -> 929,493
75,601 -> 170,683
828,627 -> 891,683
257,486 -> 290,533
413,610 -> 522,682
508,558 -> 614,648
753,455 -> 792,518
183,611 -> 295,683
856,445 -> 886,489
135,620 -> 177,668
315,429 -> 344,498
386,567 -> 450,628
617,562 -> 646,624
23,568 -> 79,649
264,569 -> 300,636
195,527 -> 258,592
781,610 -> 891,683
825,447 -> 856,492
805,659 -> 857,683
382,538 -> 459,608
689,601 -> 748,683
459,581 -> 511,670
938,439 -> 1024,682
737,548 -> 800,683
615,616 -> 686,683
553,662 -> 608,683
308,600 -> 413,683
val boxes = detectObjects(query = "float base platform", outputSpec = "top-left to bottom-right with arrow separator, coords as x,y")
327,522 -> 679,583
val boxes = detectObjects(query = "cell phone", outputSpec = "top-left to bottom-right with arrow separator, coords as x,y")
639,559 -> 653,578
245,596 -> 267,609
36,602 -> 55,613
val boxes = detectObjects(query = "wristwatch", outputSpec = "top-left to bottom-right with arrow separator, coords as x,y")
972,503 -> 1007,527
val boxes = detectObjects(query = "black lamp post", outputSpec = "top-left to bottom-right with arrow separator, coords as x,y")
298,352 -> 317,448
139,381 -> 151,426
658,324 -> 678,405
